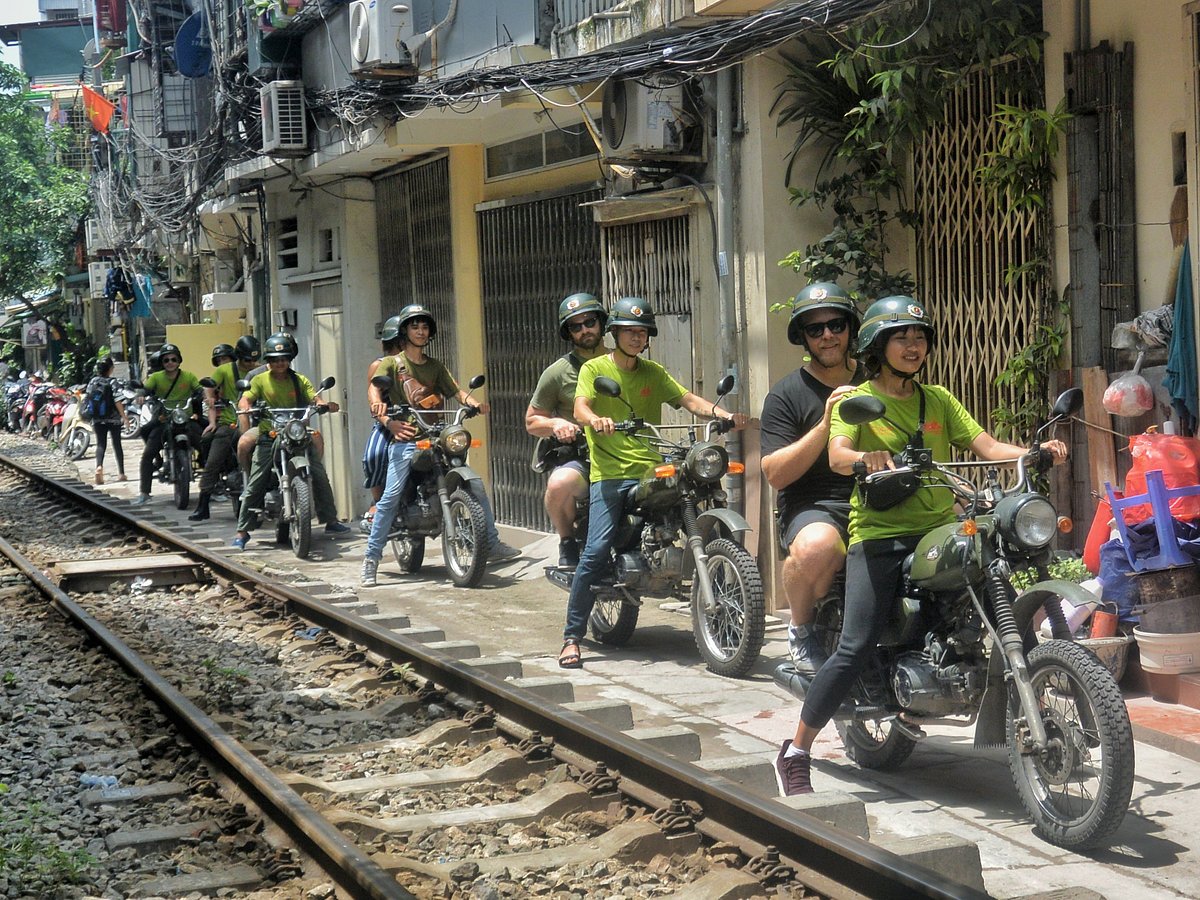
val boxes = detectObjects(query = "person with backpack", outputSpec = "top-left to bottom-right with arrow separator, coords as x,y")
524,293 -> 608,568
86,356 -> 131,484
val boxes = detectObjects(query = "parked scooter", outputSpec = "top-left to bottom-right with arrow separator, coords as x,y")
4,375 -> 29,432
60,387 -> 93,460
370,373 -> 491,587
39,385 -> 72,443
118,380 -> 142,439
544,375 -> 764,678
21,379 -> 50,435
775,387 -> 1133,850
238,375 -> 337,559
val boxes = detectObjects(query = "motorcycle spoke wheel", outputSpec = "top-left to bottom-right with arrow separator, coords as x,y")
590,593 -> 639,646
442,489 -> 487,587
172,448 -> 191,510
835,717 -> 917,771
1007,640 -> 1134,850
390,536 -> 425,573
691,538 -> 765,678
289,478 -> 313,559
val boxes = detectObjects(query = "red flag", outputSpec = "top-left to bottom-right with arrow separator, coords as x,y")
81,84 -> 115,134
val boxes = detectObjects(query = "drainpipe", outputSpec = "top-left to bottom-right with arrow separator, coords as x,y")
406,0 -> 459,66
716,68 -> 743,514
1076,0 -> 1090,51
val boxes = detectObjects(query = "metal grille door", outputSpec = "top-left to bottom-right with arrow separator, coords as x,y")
376,157 -> 458,372
912,65 -> 1052,440
479,188 -> 602,531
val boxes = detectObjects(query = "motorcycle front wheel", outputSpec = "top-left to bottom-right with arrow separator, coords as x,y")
1006,639 -> 1134,850
289,478 -> 313,559
691,537 -> 765,678
172,447 -> 191,510
64,427 -> 90,461
443,488 -> 487,587
390,535 -> 425,573
122,416 -> 139,439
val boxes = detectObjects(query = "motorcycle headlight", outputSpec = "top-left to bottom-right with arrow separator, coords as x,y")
170,408 -> 189,425
441,427 -> 471,455
683,442 -> 729,483
996,494 -> 1058,551
284,420 -> 307,442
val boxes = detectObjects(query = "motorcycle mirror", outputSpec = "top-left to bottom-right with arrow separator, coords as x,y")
468,374 -> 485,390
1049,387 -> 1083,421
595,376 -> 622,398
198,377 -> 216,389
840,395 -> 886,425
371,374 -> 393,390
716,374 -> 735,397
319,376 -> 336,391
234,379 -> 250,392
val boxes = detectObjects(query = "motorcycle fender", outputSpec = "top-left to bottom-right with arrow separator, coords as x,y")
445,465 -> 483,495
288,453 -> 310,473
975,579 -> 1097,748
696,508 -> 751,545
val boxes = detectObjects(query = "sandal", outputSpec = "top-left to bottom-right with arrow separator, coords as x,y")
558,640 -> 582,669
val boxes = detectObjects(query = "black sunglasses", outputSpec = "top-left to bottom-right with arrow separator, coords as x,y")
802,317 -> 849,339
567,315 -> 600,333
161,356 -> 181,364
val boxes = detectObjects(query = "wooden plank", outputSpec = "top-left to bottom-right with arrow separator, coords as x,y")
51,554 -> 196,576
1082,366 -> 1119,491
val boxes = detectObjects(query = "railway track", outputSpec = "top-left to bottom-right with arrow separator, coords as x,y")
0,444 -> 986,899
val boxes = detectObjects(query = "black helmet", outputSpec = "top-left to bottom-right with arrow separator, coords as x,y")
147,350 -> 163,373
211,343 -> 236,366
787,282 -> 860,346
557,293 -> 607,340
607,297 -> 657,337
262,332 -> 298,361
234,334 -> 260,363
159,342 -> 182,363
380,315 -> 403,343
397,303 -> 437,339
857,295 -> 934,355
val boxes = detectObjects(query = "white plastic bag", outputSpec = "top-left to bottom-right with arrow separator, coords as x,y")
1103,372 -> 1154,417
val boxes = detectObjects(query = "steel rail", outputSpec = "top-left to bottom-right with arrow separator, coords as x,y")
2,452 -> 988,900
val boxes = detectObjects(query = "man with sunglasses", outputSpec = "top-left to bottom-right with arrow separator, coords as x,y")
760,283 -> 863,675
526,294 -> 608,568
133,342 -> 203,506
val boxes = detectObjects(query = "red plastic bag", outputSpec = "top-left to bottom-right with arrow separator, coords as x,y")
1120,433 -> 1200,524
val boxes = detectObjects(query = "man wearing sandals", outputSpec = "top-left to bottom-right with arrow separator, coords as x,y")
557,297 -> 747,669
525,293 -> 608,569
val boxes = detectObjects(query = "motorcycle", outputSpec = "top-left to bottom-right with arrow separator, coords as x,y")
137,388 -> 199,510
21,381 -> 51,435
370,373 -> 491,587
775,387 -> 1133,850
545,375 -> 765,678
118,381 -> 142,439
39,385 -> 72,443
197,377 -> 244,516
60,387 -> 93,461
239,375 -> 337,560
4,376 -> 29,432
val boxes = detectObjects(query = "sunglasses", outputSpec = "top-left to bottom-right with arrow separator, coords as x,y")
567,316 -> 600,333
161,356 -> 181,364
802,317 -> 849,339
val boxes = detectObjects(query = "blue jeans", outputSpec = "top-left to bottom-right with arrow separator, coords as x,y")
563,479 -> 638,641
366,441 -> 501,560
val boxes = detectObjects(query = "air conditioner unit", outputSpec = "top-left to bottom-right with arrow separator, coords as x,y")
260,81 -> 308,154
348,0 -> 414,74
88,262 -> 109,298
85,219 -> 111,253
601,80 -> 687,158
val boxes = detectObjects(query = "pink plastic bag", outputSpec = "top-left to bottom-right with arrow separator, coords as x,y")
1103,372 -> 1154,417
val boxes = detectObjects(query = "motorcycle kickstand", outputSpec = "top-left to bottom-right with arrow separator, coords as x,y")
889,715 -> 927,742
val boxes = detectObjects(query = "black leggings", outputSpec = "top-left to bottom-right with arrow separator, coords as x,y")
800,535 -> 922,731
93,421 -> 124,475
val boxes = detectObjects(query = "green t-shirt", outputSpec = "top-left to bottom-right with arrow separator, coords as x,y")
244,369 -> 317,434
829,381 -> 984,545
144,369 -> 201,411
210,361 -> 257,425
375,354 -> 458,407
577,354 -> 686,482
529,352 -> 588,423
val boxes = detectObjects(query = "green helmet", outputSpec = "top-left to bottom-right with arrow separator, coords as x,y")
235,335 -> 260,362
857,295 -> 934,355
211,343 -> 236,366
380,315 -> 403,343
397,303 -> 437,339
787,282 -> 859,346
607,297 -> 657,337
263,332 -> 298,361
557,293 -> 607,340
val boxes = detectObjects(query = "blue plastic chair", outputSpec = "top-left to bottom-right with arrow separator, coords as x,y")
1105,469 -> 1200,571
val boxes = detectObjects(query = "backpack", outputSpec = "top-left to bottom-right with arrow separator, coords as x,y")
81,377 -> 114,421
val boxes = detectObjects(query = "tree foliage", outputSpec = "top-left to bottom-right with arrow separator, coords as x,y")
0,62 -> 90,301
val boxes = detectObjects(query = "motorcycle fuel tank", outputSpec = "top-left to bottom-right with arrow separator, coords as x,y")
909,521 -> 983,591
631,468 -> 681,511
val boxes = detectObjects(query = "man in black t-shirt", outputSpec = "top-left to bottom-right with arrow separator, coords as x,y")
760,283 -> 862,675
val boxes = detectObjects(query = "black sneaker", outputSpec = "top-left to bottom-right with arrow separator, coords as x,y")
787,626 -> 829,677
774,739 -> 813,796
558,538 -> 579,569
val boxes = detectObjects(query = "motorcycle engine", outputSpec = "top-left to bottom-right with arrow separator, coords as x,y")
614,553 -> 647,589
891,646 -> 985,717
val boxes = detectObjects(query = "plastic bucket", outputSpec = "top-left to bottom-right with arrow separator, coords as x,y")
1076,635 -> 1133,682
1132,627 -> 1200,674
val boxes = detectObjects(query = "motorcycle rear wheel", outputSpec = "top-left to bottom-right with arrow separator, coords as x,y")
1006,639 -> 1134,850
390,535 -> 425,573
64,427 -> 90,461
691,537 -> 765,678
443,488 -> 487,587
289,478 -> 313,559
836,716 -> 917,771
590,594 -> 640,646
172,447 -> 191,510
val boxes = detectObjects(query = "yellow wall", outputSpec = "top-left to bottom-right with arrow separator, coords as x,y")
164,323 -> 247,379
